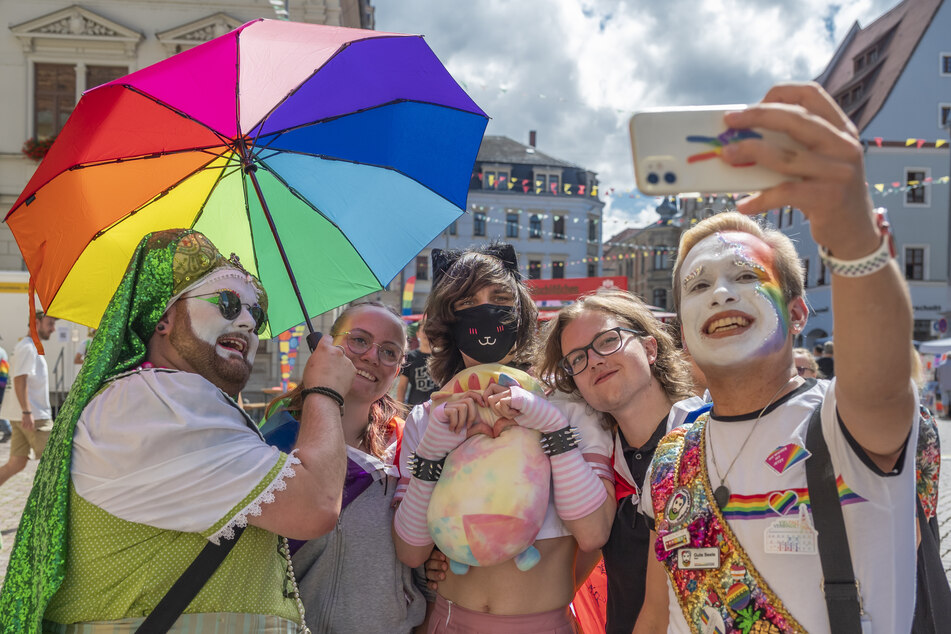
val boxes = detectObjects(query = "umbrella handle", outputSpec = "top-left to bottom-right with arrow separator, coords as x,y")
306,331 -> 324,352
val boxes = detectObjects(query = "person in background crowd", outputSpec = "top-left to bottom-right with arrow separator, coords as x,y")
816,339 -> 835,378
792,347 -> 820,379
398,315 -> 438,407
0,311 -> 56,490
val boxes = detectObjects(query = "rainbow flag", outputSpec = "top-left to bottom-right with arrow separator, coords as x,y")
402,276 -> 416,316
278,325 -> 306,391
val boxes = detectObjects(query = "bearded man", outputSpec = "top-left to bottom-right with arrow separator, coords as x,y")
0,229 -> 354,634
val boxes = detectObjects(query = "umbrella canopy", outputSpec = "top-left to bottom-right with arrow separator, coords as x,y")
5,19 -> 487,337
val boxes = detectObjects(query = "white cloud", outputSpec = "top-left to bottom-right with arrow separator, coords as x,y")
374,0 -> 897,233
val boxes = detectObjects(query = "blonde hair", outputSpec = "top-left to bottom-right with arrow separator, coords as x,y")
536,290 -> 696,411
672,212 -> 804,313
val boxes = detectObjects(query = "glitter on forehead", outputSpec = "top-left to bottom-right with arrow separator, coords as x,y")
715,232 -> 771,279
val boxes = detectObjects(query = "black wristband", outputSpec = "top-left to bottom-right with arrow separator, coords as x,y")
300,386 -> 345,414
540,426 -> 580,456
408,452 -> 446,481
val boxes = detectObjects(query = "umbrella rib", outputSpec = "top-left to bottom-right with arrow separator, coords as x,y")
121,84 -> 237,147
257,157 -> 385,289
60,146 -> 232,172
250,98 -> 487,151
88,155 -> 229,240
253,148 -> 467,216
246,34 -> 415,147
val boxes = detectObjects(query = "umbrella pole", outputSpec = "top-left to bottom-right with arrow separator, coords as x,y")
244,164 -> 323,351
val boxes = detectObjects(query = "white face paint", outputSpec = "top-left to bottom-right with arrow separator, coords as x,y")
679,232 -> 789,369
182,272 -> 261,366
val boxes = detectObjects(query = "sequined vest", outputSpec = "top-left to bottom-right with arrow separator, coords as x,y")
649,415 -> 806,634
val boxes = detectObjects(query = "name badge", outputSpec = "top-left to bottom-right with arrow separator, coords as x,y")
662,528 -> 691,551
678,547 -> 720,570
764,506 -> 817,555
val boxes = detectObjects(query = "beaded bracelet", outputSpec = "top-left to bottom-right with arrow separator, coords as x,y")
540,426 -> 581,456
817,208 -> 896,278
407,453 -> 445,481
300,386 -> 345,415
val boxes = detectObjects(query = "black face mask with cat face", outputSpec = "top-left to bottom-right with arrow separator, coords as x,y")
450,304 -> 519,364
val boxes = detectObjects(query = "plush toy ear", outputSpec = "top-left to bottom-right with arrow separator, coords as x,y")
481,243 -> 521,281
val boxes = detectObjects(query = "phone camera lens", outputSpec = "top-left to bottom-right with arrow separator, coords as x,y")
647,173 -> 659,185
664,172 -> 677,184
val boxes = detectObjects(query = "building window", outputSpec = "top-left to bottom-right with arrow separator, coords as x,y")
553,215 -> 566,240
818,259 -> 827,286
587,263 -> 597,277
474,212 -> 486,236
940,103 -> 951,128
415,255 -> 429,281
552,260 -> 565,279
448,220 -> 457,236
482,168 -> 510,190
904,246 -> 925,280
653,288 -> 667,310
33,63 -> 126,138
506,212 -> 519,238
905,168 -> 929,206
653,250 -> 668,270
547,174 -> 559,194
528,260 -> 542,280
588,218 -> 598,242
941,53 -> 951,76
801,258 -> 810,289
529,214 -> 542,239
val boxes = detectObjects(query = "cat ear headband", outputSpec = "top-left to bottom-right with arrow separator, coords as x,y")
431,242 -> 521,290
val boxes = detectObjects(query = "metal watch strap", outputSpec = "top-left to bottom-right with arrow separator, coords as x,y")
408,452 -> 445,481
540,426 -> 580,456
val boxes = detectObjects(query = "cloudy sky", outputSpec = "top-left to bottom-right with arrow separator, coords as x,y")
374,0 -> 897,235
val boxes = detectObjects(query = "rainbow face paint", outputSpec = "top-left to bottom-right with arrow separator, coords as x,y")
679,231 -> 789,368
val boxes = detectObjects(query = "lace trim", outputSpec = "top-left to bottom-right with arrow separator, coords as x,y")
208,449 -> 301,545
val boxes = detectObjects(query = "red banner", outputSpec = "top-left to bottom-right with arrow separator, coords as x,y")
526,276 -> 627,301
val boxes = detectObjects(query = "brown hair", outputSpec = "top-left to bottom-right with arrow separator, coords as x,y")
424,248 -> 538,387
671,211 -> 804,313
536,290 -> 696,416
792,347 -> 820,376
266,301 -> 407,459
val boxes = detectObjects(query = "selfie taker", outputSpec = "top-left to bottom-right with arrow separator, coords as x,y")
633,83 -> 917,634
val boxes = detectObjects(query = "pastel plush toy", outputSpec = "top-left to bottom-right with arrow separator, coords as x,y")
426,364 -> 551,574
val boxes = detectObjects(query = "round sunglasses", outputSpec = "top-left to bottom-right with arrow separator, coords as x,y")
182,290 -> 267,334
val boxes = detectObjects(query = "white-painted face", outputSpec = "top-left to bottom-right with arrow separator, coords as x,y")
679,231 -> 789,369
181,272 -> 262,366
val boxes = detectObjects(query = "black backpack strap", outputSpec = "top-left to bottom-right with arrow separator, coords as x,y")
135,526 -> 246,633
804,404 -> 863,634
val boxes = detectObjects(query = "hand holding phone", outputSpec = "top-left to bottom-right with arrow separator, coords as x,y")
629,105 -> 804,195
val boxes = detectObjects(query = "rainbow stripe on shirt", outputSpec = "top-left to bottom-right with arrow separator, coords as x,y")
721,476 -> 865,520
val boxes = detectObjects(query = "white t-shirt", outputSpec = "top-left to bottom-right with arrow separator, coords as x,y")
641,378 -> 918,634
12,336 -> 51,420
396,390 -> 614,540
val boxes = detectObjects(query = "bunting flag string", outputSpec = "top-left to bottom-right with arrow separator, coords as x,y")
868,175 -> 950,197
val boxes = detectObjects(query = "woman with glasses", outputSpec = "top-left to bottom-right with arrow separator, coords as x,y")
393,243 -> 615,633
792,347 -> 821,379
263,302 -> 427,633
536,290 -> 705,634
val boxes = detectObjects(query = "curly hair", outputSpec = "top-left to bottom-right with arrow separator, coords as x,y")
672,211 -> 804,313
536,290 -> 696,418
267,301 -> 406,459
424,246 -> 538,387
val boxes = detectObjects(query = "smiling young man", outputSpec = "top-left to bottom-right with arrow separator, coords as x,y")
634,83 -> 917,634
1,229 -> 355,634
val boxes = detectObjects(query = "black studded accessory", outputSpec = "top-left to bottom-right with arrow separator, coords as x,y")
540,426 -> 580,456
408,452 -> 446,481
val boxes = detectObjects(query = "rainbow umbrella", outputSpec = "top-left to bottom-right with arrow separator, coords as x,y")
5,19 -> 487,340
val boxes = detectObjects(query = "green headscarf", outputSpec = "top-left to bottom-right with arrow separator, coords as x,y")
0,229 -> 265,633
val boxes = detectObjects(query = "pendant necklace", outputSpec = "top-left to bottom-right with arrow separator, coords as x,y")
709,375 -> 799,509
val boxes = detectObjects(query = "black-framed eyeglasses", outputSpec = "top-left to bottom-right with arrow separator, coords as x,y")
182,290 -> 267,335
559,327 -> 643,376
334,330 -> 404,367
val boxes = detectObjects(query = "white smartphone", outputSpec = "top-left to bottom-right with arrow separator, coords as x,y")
629,105 -> 803,195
